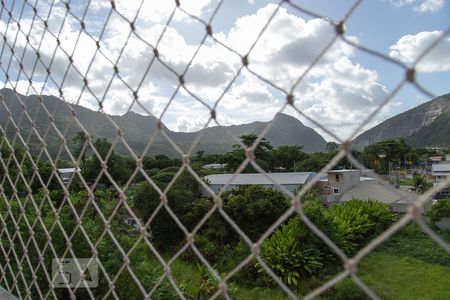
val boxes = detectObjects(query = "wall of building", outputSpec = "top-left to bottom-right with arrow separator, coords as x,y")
203,183 -> 302,196
327,170 -> 361,197
437,218 -> 450,230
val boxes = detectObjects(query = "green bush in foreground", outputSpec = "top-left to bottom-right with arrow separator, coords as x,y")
324,199 -> 396,254
260,199 -> 396,287
260,218 -> 324,287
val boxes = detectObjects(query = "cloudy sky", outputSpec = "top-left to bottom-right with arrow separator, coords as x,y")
0,0 -> 449,142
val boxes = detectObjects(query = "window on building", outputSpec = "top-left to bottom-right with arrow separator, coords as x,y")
333,188 -> 339,194
324,185 -> 328,189
335,174 -> 340,182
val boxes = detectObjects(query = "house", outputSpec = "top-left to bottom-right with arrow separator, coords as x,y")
203,163 -> 227,169
431,162 -> 450,183
203,172 -> 316,195
339,181 -> 422,213
319,169 -> 425,213
429,156 -> 443,163
431,162 -> 450,199
318,169 -> 374,203
57,168 -> 80,183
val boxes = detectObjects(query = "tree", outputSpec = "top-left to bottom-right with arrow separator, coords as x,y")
326,142 -> 339,153
271,145 -> 307,171
237,133 -> 273,160
413,174 -> 433,194
360,139 -> 417,173
142,154 -> 181,170
224,134 -> 274,172
223,148 -> 246,172
427,198 -> 450,225
295,152 -> 333,172
81,137 -> 134,186
133,171 -> 202,248
222,185 -> 289,241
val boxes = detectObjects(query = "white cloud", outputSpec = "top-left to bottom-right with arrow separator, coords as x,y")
210,5 -> 391,139
389,31 -> 450,72
91,0 -> 212,23
414,0 -> 445,12
176,117 -> 207,132
1,2 -> 397,140
388,0 -> 445,12
216,5 -> 355,90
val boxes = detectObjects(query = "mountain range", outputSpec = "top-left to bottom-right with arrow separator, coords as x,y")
0,88 -> 327,158
353,93 -> 450,148
1,88 -> 449,159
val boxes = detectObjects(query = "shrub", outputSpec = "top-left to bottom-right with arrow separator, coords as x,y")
259,218 -> 324,287
133,171 -> 202,249
223,185 -> 289,241
380,223 -> 450,265
217,240 -> 250,272
151,171 -> 176,187
146,168 -> 160,177
324,199 -> 395,254
427,198 -> 450,224
344,198 -> 396,236
159,166 -> 181,173
413,174 -> 433,194
195,264 -> 239,298
331,279 -> 370,300
188,234 -> 221,262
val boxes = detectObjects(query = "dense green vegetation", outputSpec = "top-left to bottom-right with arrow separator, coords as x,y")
359,252 -> 450,300
428,198 -> 450,225
1,134 -> 449,299
356,224 -> 450,300
0,187 -> 399,299
195,135 -> 448,175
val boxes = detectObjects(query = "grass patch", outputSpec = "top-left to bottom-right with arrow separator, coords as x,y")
171,260 -> 205,297
398,178 -> 414,186
159,225 -> 450,299
359,252 -> 450,300
235,287 -> 288,300
378,224 -> 450,265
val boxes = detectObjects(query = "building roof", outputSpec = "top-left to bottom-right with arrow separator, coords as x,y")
57,168 -> 80,173
327,169 -> 360,173
432,163 -> 450,174
204,172 -> 316,186
203,163 -> 227,169
320,176 -> 375,183
340,181 -> 418,205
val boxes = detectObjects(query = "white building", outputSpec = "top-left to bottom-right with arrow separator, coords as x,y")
318,169 -> 424,213
203,163 -> 227,169
57,168 -> 80,183
203,172 -> 316,195
431,163 -> 450,183
318,170 -> 374,203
